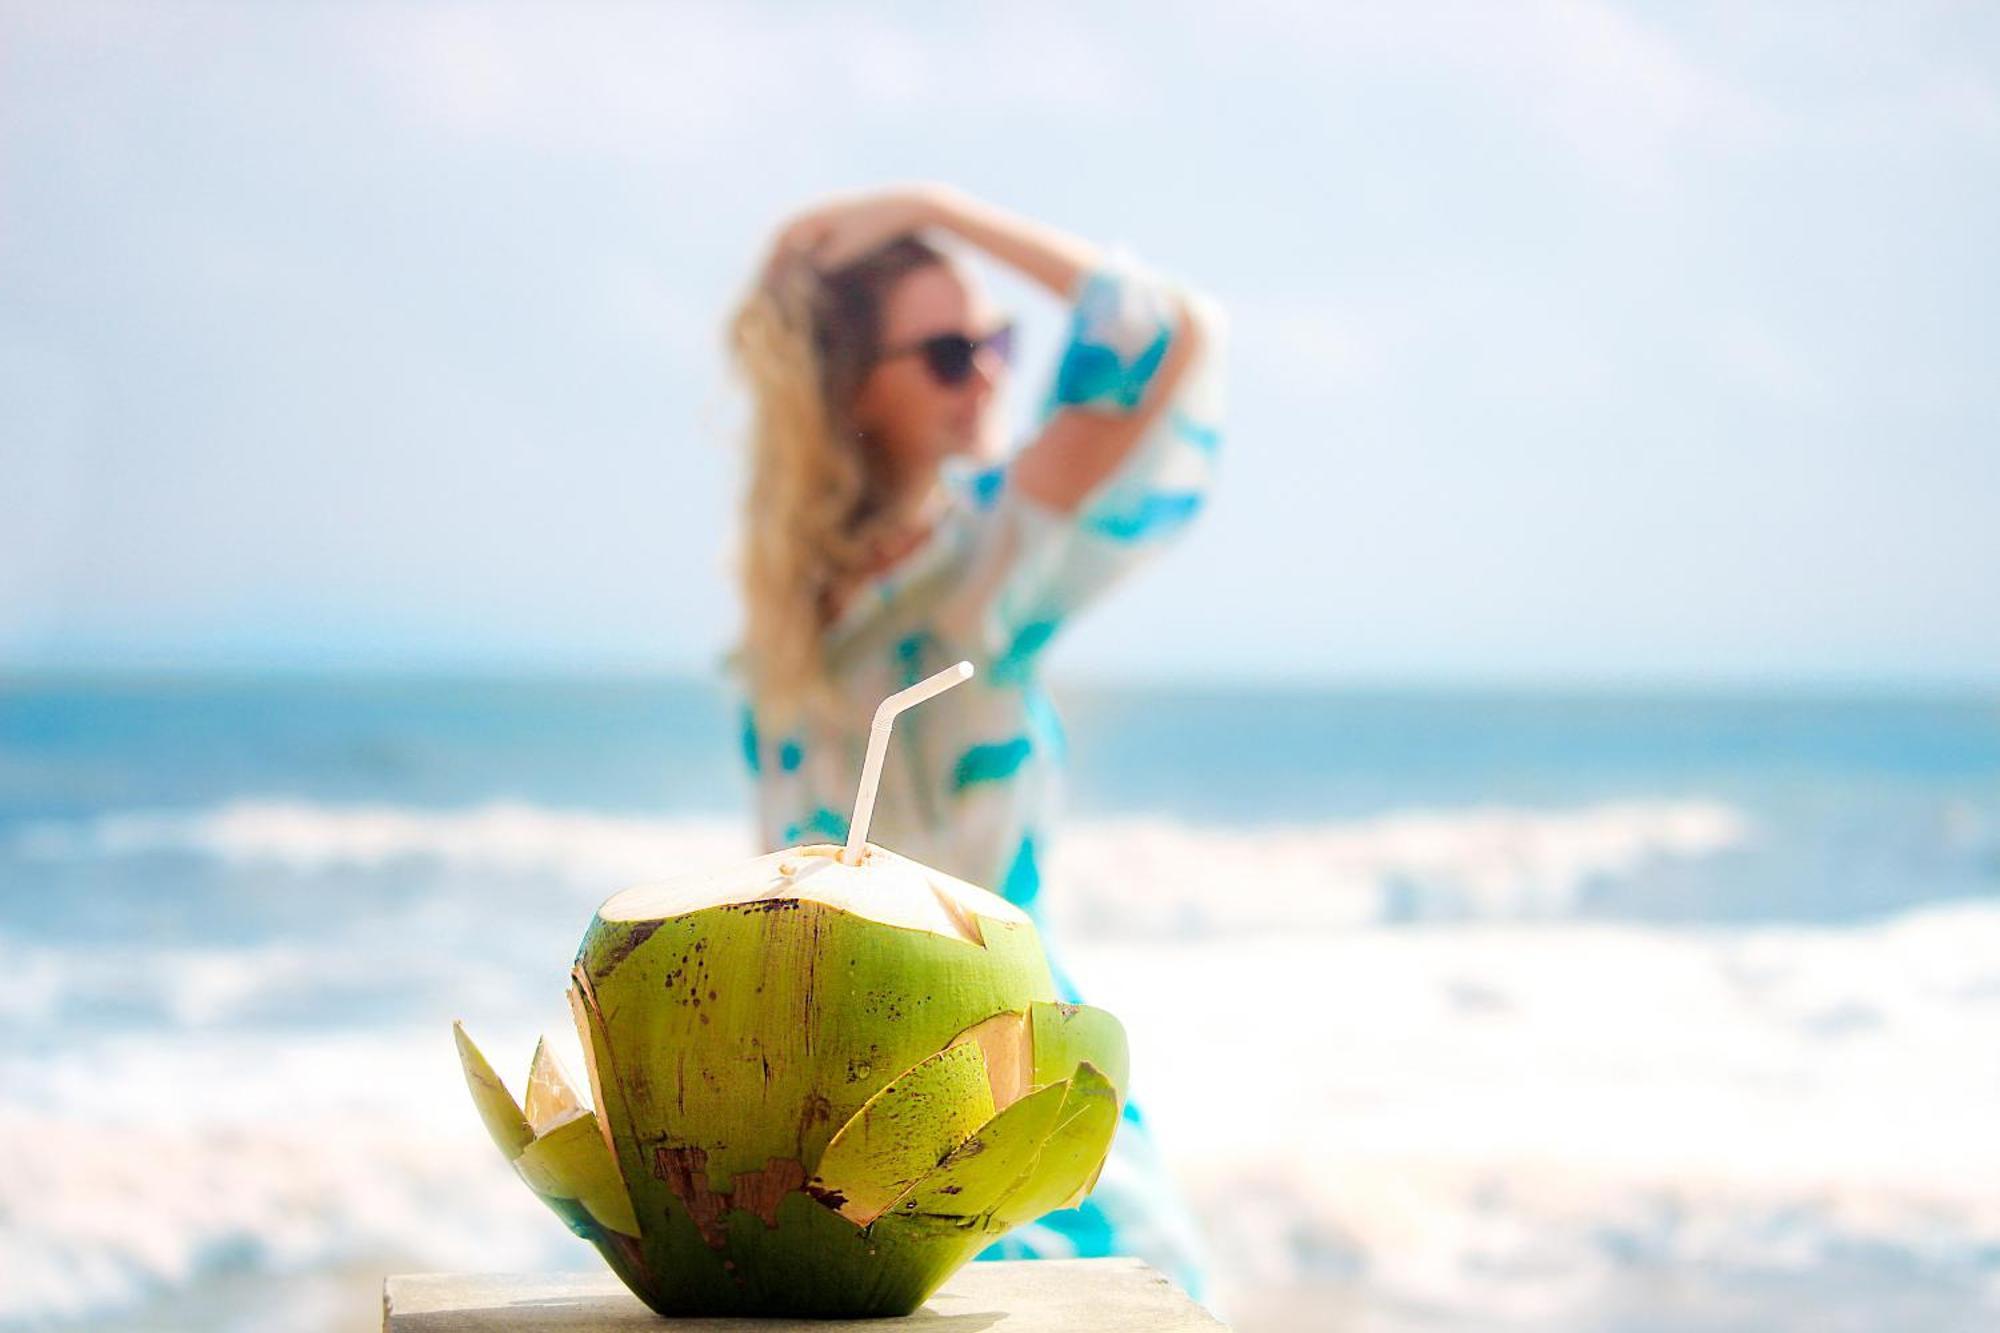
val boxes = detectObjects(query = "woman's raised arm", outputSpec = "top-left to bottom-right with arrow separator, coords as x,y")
770,183 -> 1093,301
915,189 -> 1207,515
768,186 -> 1205,515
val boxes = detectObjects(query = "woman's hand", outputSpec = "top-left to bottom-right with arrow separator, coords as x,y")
768,186 -> 949,273
762,184 -> 1097,305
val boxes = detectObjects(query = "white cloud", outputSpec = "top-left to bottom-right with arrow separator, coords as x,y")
1232,272 -> 1617,406
339,2 -> 1140,163
1713,311 -> 1828,410
1235,295 -> 1422,396
1241,0 -> 1781,192
1520,0 -> 1780,186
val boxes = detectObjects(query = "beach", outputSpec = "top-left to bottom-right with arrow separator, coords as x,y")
4,677 -> 1998,1330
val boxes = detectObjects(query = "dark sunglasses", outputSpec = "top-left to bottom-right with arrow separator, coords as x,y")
877,322 -> 1015,387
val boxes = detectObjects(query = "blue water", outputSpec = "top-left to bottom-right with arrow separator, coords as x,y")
12,676 -> 1995,816
4,675 -> 2000,1332
6,675 -> 1997,926
5,673 -> 1997,1046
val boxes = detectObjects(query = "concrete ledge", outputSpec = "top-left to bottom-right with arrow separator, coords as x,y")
385,1258 -> 1226,1330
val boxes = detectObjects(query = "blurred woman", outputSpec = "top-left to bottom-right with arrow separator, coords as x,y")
728,184 -> 1224,1296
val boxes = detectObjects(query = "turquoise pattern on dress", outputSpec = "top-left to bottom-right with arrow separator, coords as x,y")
953,737 -> 1033,790
893,631 -> 928,688
989,617 -> 1061,687
781,806 -> 849,844
998,834 -> 1041,912
1051,331 -> 1170,410
1169,409 -> 1222,455
738,705 -> 761,775
1082,490 -> 1205,543
1048,271 -> 1174,411
1023,686 -> 1067,764
968,465 -> 1006,511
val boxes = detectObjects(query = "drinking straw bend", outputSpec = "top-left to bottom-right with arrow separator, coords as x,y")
841,661 -> 975,864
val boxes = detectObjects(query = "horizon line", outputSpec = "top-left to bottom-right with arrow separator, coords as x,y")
3,662 -> 1995,703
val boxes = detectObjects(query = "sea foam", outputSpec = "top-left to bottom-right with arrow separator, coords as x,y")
14,795 -> 1749,933
9,796 -> 1999,1330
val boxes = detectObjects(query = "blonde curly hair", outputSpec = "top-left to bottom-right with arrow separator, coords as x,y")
727,235 -> 946,731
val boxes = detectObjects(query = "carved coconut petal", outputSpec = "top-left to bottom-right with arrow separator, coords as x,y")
515,1111 -> 642,1239
893,1079 -> 1070,1223
950,1008 -> 1034,1111
1030,1002 -> 1130,1100
810,1040 -> 997,1226
453,1021 -> 534,1161
992,1061 -> 1120,1227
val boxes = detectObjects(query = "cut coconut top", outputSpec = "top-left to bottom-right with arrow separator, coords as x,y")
597,842 -> 1030,947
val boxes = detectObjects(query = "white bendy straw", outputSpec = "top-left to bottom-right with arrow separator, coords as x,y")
841,660 -> 975,865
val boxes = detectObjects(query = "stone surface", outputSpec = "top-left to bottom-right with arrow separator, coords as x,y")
384,1258 -> 1227,1330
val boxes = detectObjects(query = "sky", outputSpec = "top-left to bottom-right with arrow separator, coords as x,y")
2,1 -> 1996,687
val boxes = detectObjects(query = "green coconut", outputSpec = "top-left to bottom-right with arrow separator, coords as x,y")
454,663 -> 1130,1316
456,842 -> 1130,1317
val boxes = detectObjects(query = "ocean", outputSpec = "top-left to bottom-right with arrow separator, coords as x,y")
3,675 -> 1998,1331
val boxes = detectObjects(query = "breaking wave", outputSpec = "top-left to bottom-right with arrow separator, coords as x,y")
11,795 -> 1751,934
7,905 -> 2000,1329
15,794 -> 1999,1329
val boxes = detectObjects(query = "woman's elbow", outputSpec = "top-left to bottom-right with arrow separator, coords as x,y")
1162,285 -> 1227,460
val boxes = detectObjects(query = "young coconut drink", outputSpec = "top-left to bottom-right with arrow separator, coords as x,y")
455,662 -> 1130,1316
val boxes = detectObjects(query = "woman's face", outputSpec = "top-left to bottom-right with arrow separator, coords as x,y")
850,261 -> 1006,479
